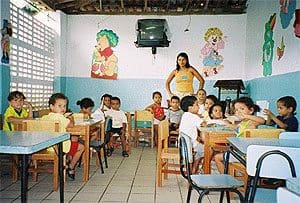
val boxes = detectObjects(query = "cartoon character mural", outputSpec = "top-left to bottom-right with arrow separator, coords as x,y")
277,36 -> 285,60
200,27 -> 225,77
262,13 -> 276,76
1,19 -> 13,64
279,0 -> 296,29
91,29 -> 119,80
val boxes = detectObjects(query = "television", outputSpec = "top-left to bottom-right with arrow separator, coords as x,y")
135,19 -> 170,48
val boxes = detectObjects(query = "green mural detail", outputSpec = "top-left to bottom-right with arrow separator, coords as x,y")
262,13 -> 276,76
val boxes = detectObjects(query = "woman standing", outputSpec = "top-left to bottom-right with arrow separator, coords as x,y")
166,52 -> 205,98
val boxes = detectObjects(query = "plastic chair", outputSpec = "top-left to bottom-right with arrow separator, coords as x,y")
157,119 -> 180,187
279,131 -> 300,140
179,133 -> 244,203
245,145 -> 300,202
134,110 -> 154,148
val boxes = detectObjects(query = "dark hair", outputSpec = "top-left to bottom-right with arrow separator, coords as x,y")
180,95 -> 197,112
48,93 -> 68,106
206,95 -> 218,104
152,91 -> 162,99
176,52 -> 191,71
197,88 -> 207,95
232,97 -> 260,113
111,96 -> 121,104
171,95 -> 180,102
77,98 -> 95,109
101,93 -> 112,101
7,91 -> 26,101
278,96 -> 297,114
209,103 -> 224,119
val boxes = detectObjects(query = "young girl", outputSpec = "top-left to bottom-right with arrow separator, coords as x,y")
92,93 -> 112,120
264,96 -> 298,132
201,94 -> 218,120
214,97 -> 265,173
205,103 -> 228,126
145,91 -> 165,146
42,93 -> 84,180
196,89 -> 207,115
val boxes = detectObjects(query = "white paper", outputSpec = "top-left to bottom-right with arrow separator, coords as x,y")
256,100 -> 269,120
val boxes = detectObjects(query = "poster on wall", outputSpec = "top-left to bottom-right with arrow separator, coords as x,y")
200,27 -> 225,77
279,0 -> 296,29
1,19 -> 13,64
91,29 -> 119,80
262,13 -> 276,76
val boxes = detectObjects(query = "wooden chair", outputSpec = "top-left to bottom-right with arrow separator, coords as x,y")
157,119 -> 180,187
134,110 -> 154,148
37,109 -> 50,117
244,128 -> 285,138
22,119 -> 62,191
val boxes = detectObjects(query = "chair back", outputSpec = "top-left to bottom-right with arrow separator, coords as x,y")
73,113 -> 89,121
158,119 -> 169,146
179,132 -> 194,180
37,109 -> 50,118
246,145 -> 300,179
244,128 -> 284,138
279,132 -> 300,140
22,120 -> 60,132
135,110 -> 154,128
103,117 -> 112,143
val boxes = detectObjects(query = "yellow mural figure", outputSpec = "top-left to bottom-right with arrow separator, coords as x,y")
91,29 -> 119,80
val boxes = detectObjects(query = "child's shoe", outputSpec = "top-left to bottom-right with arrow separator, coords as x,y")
122,151 -> 129,157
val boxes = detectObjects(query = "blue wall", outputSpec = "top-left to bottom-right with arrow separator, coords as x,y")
0,64 -> 11,114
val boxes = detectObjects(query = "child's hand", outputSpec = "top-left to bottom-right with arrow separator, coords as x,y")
24,101 -> 33,109
263,109 -> 275,118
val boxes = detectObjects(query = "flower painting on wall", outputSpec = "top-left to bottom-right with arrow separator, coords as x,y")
91,29 -> 119,80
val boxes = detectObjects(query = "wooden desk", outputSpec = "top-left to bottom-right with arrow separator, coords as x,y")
0,130 -> 69,203
200,126 -> 234,174
71,119 -> 102,182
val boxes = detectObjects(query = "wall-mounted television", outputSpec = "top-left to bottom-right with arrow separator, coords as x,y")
135,19 -> 170,48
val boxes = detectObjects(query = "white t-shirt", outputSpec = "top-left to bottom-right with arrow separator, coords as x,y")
91,108 -> 105,121
105,109 -> 127,128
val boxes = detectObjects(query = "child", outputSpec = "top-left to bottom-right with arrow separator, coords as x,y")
214,97 -> 265,173
92,93 -> 111,120
179,95 -> 205,174
196,89 -> 207,115
264,96 -> 298,132
105,96 -> 129,157
145,91 -> 166,146
3,91 -> 33,131
166,95 -> 184,132
202,103 -> 227,126
41,93 -> 84,180
201,94 -> 218,120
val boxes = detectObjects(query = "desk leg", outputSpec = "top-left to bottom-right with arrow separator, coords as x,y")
83,126 -> 90,182
20,154 -> 28,203
58,142 -> 64,203
204,132 -> 210,174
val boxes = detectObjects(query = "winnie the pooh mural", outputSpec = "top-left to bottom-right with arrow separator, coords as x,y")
91,29 -> 119,80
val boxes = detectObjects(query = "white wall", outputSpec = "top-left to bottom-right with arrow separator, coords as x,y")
245,0 -> 300,80
63,14 -> 247,80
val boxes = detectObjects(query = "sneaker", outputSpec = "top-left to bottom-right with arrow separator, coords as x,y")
122,151 -> 129,157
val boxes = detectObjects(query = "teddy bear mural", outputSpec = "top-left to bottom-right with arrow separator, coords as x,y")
1,19 -> 13,64
91,29 -> 119,80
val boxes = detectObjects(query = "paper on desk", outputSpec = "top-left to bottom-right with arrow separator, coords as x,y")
206,119 -> 227,126
256,100 -> 269,120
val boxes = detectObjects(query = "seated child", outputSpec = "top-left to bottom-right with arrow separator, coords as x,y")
166,95 -> 184,132
202,103 -> 227,126
201,94 -> 218,120
105,96 -> 129,157
196,89 -> 207,115
92,93 -> 112,120
41,93 -> 84,180
264,96 -> 298,132
214,97 -> 265,173
145,91 -> 166,146
179,95 -> 205,174
3,91 -> 33,131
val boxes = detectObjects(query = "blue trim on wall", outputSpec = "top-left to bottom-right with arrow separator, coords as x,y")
0,64 -> 10,114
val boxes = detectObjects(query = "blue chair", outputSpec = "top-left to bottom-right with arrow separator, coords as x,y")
179,133 -> 244,202
279,131 -> 300,140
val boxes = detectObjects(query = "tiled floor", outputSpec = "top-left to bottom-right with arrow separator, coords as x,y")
0,146 -> 241,202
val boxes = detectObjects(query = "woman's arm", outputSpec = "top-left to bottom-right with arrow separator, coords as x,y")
165,70 -> 176,97
190,67 -> 205,91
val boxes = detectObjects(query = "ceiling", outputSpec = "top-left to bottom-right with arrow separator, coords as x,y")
31,0 -> 248,15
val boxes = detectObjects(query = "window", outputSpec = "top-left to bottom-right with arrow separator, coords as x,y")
9,2 -> 55,110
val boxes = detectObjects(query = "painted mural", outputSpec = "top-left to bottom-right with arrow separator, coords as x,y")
279,0 -> 296,29
91,29 -> 119,80
262,13 -> 276,76
200,27 -> 225,77
1,19 -> 13,64
277,36 -> 285,61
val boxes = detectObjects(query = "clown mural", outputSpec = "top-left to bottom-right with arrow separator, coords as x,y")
91,29 -> 119,80
200,27 -> 225,77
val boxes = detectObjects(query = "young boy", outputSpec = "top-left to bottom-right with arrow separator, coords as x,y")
3,91 -> 33,131
264,96 -> 298,132
166,95 -> 183,132
41,93 -> 84,180
105,96 -> 129,157
179,95 -> 205,174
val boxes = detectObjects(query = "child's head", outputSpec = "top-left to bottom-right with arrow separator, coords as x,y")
8,91 -> 26,111
48,93 -> 68,114
277,96 -> 297,116
180,95 -> 198,114
170,95 -> 180,110
110,97 -> 121,110
233,97 -> 259,116
101,93 -> 112,108
77,98 -> 95,114
152,91 -> 162,104
204,95 -> 218,110
197,89 -> 207,103
209,103 -> 224,119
